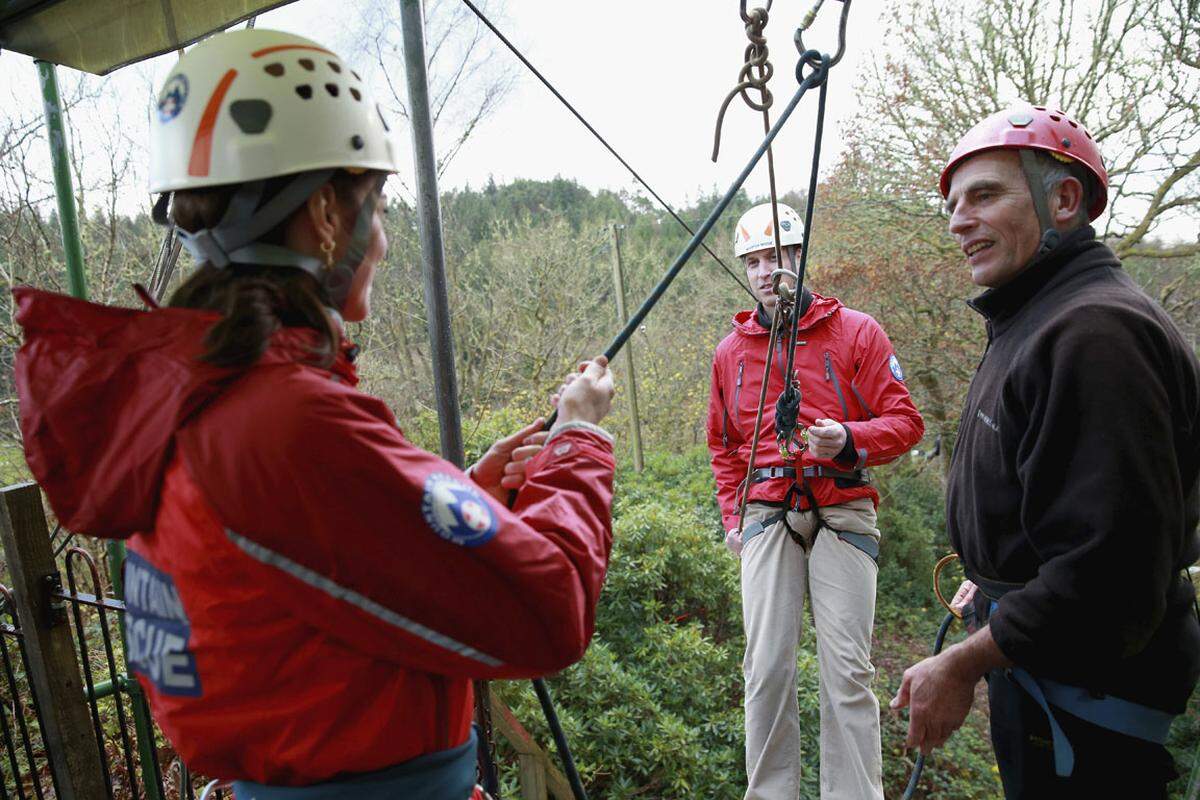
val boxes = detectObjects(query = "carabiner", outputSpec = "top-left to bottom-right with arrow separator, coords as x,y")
794,0 -> 852,68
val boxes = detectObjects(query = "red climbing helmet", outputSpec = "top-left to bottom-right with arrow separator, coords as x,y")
939,104 -> 1109,221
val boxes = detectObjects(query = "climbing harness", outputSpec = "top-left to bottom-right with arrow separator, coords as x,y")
457,0 -> 755,301
903,554 -> 1193,796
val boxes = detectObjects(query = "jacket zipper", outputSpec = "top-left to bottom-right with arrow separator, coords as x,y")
824,351 -> 851,419
723,359 -> 745,448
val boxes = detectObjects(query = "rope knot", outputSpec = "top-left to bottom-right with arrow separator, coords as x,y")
711,5 -> 777,161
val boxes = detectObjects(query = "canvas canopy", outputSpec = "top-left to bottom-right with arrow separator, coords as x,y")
0,0 -> 300,75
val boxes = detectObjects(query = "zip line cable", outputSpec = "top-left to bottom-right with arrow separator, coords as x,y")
457,0 -> 757,302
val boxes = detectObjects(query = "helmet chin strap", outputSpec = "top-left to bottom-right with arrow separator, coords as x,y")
172,170 -> 386,313
323,174 -> 387,310
1017,149 -> 1062,259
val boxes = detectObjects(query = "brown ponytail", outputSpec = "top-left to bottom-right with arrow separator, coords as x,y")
167,170 -> 376,368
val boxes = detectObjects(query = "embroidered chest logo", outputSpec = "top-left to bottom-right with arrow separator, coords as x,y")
421,472 -> 499,547
123,551 -> 202,696
976,408 -> 1001,433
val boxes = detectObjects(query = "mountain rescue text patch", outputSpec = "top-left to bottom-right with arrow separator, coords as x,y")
123,551 -> 202,696
421,472 -> 498,547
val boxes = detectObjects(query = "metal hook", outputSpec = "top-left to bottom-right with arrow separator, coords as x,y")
770,266 -> 799,302
794,0 -> 852,68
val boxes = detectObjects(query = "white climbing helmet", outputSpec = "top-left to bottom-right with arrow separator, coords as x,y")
733,202 -> 805,258
149,28 -> 400,193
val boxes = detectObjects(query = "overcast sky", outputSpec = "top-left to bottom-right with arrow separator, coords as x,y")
0,0 -> 887,213
0,0 -> 1191,242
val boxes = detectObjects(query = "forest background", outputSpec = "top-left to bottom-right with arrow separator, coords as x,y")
0,0 -> 1198,797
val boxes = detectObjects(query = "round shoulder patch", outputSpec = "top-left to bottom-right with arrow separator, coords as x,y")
888,353 -> 906,382
421,473 -> 498,547
157,74 -> 189,123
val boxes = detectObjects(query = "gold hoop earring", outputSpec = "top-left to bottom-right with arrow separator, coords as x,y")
320,239 -> 336,269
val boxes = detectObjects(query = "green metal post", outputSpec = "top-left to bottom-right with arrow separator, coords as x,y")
36,57 -> 159,796
35,60 -> 88,301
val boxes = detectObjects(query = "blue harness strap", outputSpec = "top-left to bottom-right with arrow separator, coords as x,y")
233,728 -> 477,800
982,598 -> 1177,777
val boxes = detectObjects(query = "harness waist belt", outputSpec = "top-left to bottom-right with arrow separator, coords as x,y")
971,580 -> 1178,778
749,466 -> 869,484
232,729 -> 477,800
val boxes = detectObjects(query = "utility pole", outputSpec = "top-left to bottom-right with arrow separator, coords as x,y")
399,0 -> 465,467
399,2 -> 496,795
609,224 -> 644,471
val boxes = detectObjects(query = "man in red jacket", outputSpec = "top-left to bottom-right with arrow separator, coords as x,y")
708,202 -> 924,799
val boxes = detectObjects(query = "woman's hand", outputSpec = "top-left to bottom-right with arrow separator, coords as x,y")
551,356 -> 614,426
469,418 -> 550,503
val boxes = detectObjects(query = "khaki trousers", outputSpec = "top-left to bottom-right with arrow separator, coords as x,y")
740,499 -> 883,800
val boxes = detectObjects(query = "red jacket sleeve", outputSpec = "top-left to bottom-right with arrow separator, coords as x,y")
179,367 -> 614,681
840,317 -> 925,467
706,347 -> 747,532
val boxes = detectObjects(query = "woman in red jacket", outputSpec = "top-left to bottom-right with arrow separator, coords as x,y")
15,28 -> 615,800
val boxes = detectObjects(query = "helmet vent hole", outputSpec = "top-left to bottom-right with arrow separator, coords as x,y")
1084,130 -> 1093,140
328,61 -> 342,73
325,83 -> 340,98
1034,105 -> 1046,111
351,135 -> 364,150
1049,114 -> 1061,122
1068,120 -> 1078,128
295,85 -> 313,100
264,63 -> 284,77
351,70 -> 362,81
229,99 -> 272,134
299,58 -> 315,71
350,87 -> 362,101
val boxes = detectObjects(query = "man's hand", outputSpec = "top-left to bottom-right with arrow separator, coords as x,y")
889,650 -> 977,754
725,528 -> 743,556
469,418 -> 550,503
808,417 -> 847,459
951,580 -> 978,616
890,626 -> 1010,755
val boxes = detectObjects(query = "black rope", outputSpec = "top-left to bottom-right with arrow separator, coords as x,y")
772,51 -> 830,455
457,0 -> 756,301
902,611 -> 957,800
533,679 -> 588,800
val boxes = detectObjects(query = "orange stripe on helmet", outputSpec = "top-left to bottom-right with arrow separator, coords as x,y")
252,44 -> 337,58
739,225 -> 751,240
764,221 -> 774,238
188,69 -> 238,178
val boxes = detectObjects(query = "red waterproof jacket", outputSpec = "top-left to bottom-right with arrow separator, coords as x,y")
706,293 -> 924,531
13,288 -> 615,785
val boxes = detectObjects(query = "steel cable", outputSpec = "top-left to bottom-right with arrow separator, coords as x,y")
457,0 -> 756,301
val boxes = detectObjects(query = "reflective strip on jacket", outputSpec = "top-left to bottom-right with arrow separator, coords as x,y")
12,287 -> 616,785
